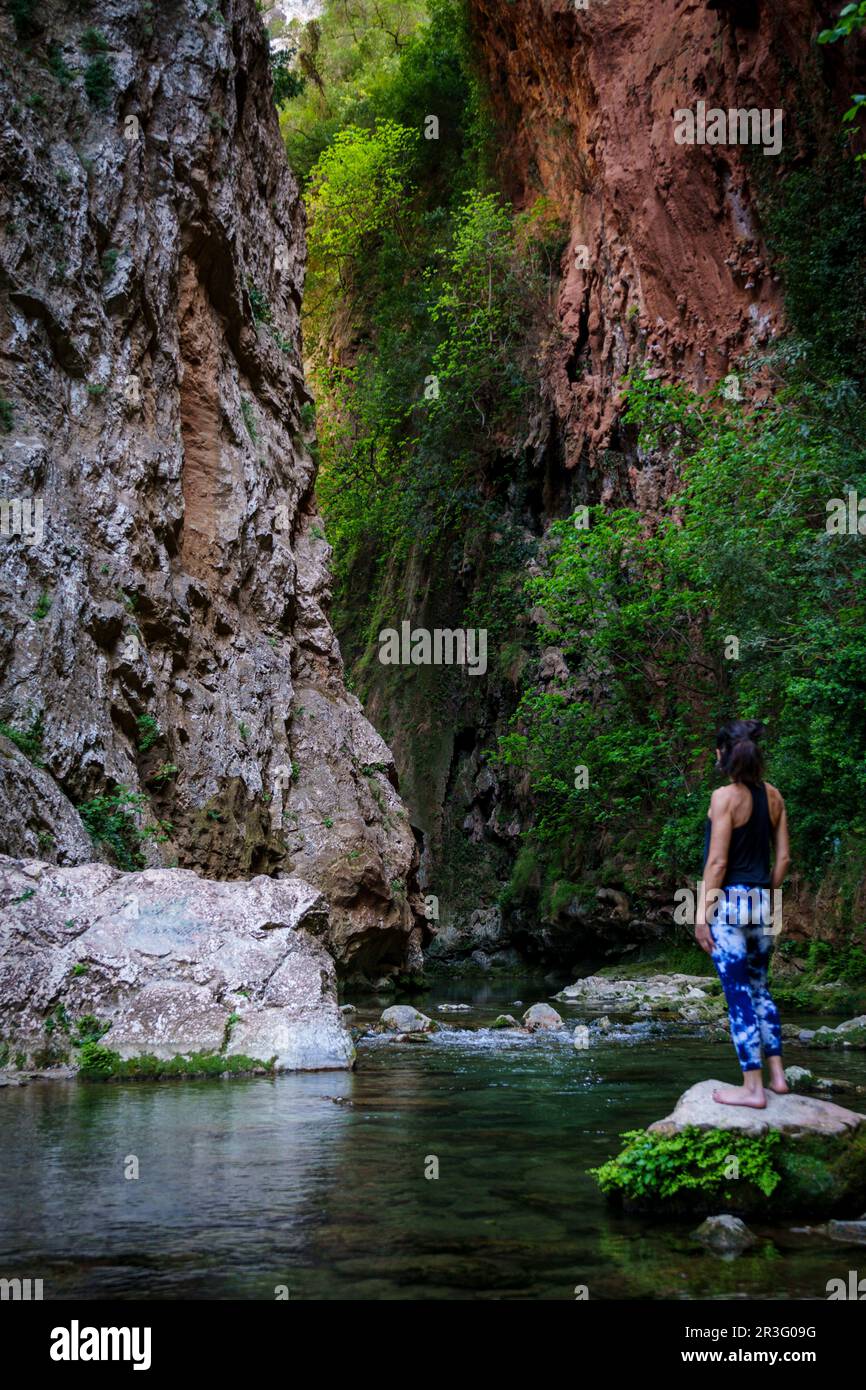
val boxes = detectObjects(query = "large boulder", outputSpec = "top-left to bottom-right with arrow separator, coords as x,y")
0,855 -> 354,1076
593,1079 -> 866,1219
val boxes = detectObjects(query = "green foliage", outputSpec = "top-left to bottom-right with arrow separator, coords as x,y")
592,1126 -> 782,1203
32,590 -> 51,620
84,53 -> 113,109
77,1040 -> 116,1077
149,761 -> 177,784
240,397 -> 257,441
819,3 -> 866,160
270,45 -> 305,106
246,278 -> 272,325
0,395 -> 13,432
77,786 -> 149,870
755,154 -> 866,371
136,713 -> 160,751
306,120 -> 419,283
81,26 -> 109,54
498,372 -> 866,889
295,0 -> 562,660
0,708 -> 44,764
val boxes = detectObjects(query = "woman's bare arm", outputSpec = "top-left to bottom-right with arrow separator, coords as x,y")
696,787 -> 733,953
771,795 -> 790,890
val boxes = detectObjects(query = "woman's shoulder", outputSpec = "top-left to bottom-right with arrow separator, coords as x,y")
763,781 -> 785,820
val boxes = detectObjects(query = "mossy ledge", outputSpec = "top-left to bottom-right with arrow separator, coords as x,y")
77,1042 -> 277,1082
592,1123 -> 866,1221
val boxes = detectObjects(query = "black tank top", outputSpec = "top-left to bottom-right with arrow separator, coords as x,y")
703,781 -> 772,889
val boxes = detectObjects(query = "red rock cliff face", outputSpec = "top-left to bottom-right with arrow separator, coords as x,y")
469,0 -> 847,484
0,0 -> 422,976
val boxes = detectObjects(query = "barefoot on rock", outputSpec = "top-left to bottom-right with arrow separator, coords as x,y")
712,1083 -> 767,1108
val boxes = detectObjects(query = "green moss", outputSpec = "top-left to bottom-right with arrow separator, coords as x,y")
78,1044 -> 276,1082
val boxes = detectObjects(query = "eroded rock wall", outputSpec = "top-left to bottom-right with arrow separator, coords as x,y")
0,0 -> 423,976
470,0 -> 836,476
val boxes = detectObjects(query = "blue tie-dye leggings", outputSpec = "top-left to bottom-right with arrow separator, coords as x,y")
709,886 -> 782,1072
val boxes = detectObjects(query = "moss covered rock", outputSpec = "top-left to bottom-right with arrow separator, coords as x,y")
592,1079 -> 866,1219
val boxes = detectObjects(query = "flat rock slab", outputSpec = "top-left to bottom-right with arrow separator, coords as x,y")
0,855 -> 354,1074
649,1079 -> 866,1139
555,973 -> 714,1009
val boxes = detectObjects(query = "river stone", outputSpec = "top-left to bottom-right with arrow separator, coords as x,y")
648,1080 -> 865,1139
380,1005 -> 436,1033
0,855 -> 354,1075
491,1014 -> 519,1029
599,1079 -> 866,1220
814,1016 -> 866,1049
827,1220 -> 866,1245
555,973 -> 715,1013
692,1215 -> 757,1255
784,1065 -> 864,1098
522,1003 -> 563,1031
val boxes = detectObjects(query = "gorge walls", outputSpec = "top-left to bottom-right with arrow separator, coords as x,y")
0,0 -> 424,980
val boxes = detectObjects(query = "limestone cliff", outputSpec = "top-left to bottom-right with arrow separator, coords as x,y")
0,0 -> 423,979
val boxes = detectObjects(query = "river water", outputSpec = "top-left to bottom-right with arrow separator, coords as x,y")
1,977 -> 863,1300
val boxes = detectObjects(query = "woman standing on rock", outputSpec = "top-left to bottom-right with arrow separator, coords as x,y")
695,719 -> 791,1108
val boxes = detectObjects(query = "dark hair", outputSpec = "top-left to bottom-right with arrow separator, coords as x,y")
716,719 -> 766,785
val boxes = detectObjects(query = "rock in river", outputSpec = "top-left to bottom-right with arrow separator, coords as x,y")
0,856 -> 354,1077
555,973 -> 719,1018
522,1003 -> 563,1031
381,1005 -> 437,1033
593,1079 -> 866,1219
692,1215 -> 757,1255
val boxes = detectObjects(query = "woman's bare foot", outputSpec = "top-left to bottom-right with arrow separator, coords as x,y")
712,1083 -> 767,1108
766,1060 -> 789,1095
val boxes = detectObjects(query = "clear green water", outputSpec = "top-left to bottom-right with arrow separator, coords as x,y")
1,977 -> 864,1300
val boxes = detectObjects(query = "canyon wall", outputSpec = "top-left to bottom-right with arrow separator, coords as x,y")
0,0 -> 424,980
354,0 -> 864,966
